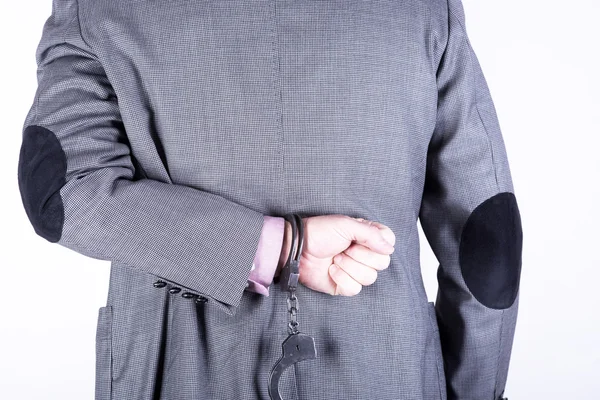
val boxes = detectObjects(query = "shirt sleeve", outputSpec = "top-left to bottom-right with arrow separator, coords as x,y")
17,0 -> 266,317
245,216 -> 285,296
418,1 -> 523,399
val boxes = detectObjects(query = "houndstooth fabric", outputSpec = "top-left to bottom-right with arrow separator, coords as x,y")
18,0 -> 521,399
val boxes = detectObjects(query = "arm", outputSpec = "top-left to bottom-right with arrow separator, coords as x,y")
17,0 -> 265,316
418,0 -> 523,399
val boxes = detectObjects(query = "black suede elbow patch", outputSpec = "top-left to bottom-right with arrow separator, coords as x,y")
17,125 -> 66,243
459,192 -> 523,309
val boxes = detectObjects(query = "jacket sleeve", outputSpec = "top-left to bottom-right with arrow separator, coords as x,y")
418,0 -> 523,399
17,0 -> 266,317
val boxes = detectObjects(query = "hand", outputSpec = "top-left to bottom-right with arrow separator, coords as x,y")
275,214 -> 395,296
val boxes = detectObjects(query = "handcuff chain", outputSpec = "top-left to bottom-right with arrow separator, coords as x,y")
282,213 -> 303,335
287,289 -> 299,334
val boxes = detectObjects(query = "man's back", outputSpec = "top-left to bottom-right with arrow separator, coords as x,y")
17,0 -> 521,399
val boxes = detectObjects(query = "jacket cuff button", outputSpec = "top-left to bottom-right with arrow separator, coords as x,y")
181,292 -> 196,299
195,296 -> 208,304
153,280 -> 167,288
168,287 -> 181,294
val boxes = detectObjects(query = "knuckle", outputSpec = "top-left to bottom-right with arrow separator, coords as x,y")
346,284 -> 362,296
364,270 -> 378,285
369,225 -> 380,235
337,281 -> 362,296
381,255 -> 391,269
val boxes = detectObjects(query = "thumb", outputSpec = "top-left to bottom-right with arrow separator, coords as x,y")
354,218 -> 396,247
347,217 -> 395,254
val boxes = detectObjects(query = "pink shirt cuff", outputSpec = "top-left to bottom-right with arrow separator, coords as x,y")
245,216 -> 285,296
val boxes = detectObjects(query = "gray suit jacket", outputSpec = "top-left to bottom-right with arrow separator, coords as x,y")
17,0 -> 522,399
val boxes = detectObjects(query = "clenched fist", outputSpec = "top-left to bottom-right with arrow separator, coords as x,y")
274,214 -> 396,296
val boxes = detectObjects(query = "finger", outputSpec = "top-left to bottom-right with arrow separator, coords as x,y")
329,264 -> 363,296
342,242 -> 391,271
346,217 -> 395,255
333,252 -> 378,286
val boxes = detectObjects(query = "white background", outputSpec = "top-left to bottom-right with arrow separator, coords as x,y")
1,0 -> 599,399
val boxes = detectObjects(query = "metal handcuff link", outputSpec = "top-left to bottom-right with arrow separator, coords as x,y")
268,213 -> 318,400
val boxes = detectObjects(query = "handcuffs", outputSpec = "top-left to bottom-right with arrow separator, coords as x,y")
268,213 -> 318,400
